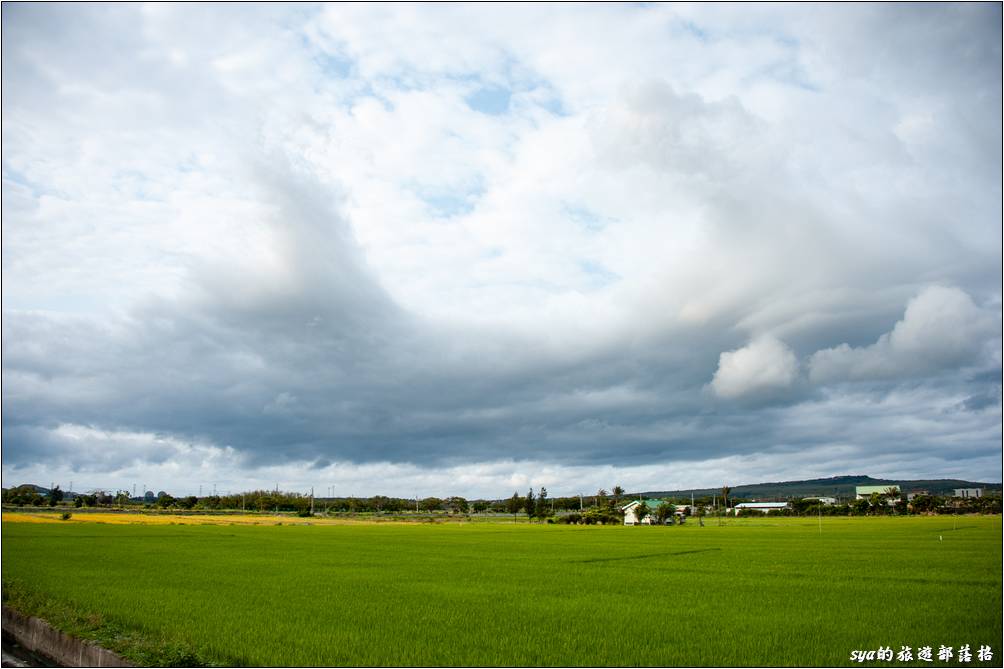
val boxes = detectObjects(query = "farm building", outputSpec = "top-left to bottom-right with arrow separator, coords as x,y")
855,485 -> 899,499
733,502 -> 789,514
622,499 -> 674,525
803,497 -> 837,505
953,488 -> 983,498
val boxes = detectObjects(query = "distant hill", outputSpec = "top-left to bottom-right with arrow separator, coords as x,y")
637,475 -> 1002,501
2,484 -> 83,499
2,483 -> 52,495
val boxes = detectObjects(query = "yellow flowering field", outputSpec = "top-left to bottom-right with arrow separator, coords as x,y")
1,511 -> 381,526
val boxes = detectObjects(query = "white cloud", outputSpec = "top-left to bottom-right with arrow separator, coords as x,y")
710,336 -> 799,399
808,286 -> 1000,383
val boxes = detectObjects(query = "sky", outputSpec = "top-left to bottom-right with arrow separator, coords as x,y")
2,3 -> 1001,499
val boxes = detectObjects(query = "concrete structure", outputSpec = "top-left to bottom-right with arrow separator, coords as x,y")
733,501 -> 789,514
2,606 -> 132,667
855,485 -> 899,500
953,488 -> 983,498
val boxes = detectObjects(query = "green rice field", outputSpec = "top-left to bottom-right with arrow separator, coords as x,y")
2,515 -> 1001,666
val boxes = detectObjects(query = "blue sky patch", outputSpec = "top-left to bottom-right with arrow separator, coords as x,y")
465,86 -> 512,115
564,204 -> 612,232
417,182 -> 486,218
578,259 -> 620,289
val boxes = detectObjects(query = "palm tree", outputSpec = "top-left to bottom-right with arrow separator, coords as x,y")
869,492 -> 885,515
721,485 -> 731,514
655,502 -> 676,525
596,489 -> 608,508
884,486 -> 901,502
612,486 -> 624,506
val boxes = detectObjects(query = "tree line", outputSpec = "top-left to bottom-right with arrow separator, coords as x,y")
3,483 -> 1000,516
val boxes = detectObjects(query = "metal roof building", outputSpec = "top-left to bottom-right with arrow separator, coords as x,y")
733,502 -> 789,514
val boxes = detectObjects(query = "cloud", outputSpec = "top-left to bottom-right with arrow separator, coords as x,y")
710,336 -> 799,399
808,286 -> 1000,383
2,4 -> 1001,495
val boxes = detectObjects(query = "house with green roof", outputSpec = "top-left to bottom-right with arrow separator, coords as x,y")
621,499 -> 681,525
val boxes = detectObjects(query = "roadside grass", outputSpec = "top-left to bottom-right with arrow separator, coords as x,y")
1,579 -> 221,667
2,515 -> 1000,666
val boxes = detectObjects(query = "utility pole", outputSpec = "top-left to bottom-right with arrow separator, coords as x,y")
311,487 -> 314,515
579,494 -> 583,511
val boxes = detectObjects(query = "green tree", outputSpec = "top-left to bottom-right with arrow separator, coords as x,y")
612,486 -> 624,506
447,496 -> 469,514
537,487 -> 550,518
507,491 -> 522,520
525,488 -> 536,520
721,485 -> 732,514
909,494 -> 939,514
633,501 -> 650,525
420,497 -> 443,512
655,502 -> 676,525
596,489 -> 608,508
869,492 -> 886,515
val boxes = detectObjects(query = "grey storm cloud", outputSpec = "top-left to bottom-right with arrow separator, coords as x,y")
2,3 -> 1001,494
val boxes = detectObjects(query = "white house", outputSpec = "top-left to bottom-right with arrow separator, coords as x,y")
733,502 -> 789,514
803,497 -> 837,505
622,499 -> 674,525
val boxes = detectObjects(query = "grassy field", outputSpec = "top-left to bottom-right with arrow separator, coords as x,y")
2,514 -> 1000,667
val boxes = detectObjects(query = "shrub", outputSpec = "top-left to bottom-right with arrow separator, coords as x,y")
60,512 -> 72,521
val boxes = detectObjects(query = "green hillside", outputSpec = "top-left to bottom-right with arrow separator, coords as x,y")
639,475 -> 1002,500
